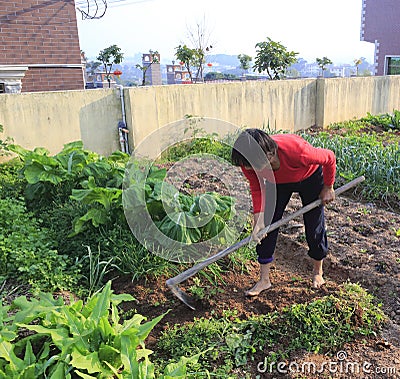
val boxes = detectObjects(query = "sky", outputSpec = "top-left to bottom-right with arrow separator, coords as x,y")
76,0 -> 375,65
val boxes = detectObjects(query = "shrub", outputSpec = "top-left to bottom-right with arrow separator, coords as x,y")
0,198 -> 81,293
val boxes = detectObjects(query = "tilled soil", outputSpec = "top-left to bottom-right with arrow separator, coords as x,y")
113,175 -> 400,378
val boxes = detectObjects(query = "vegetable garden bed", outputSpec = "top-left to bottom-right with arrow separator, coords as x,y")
0,112 -> 399,378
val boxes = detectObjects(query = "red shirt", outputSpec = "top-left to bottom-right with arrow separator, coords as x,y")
241,134 -> 336,213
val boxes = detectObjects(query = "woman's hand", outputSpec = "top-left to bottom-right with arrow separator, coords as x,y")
251,212 -> 266,244
319,185 -> 335,205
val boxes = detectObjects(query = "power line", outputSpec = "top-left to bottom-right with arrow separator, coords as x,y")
76,0 -> 153,5
75,0 -> 156,18
76,0 -> 107,19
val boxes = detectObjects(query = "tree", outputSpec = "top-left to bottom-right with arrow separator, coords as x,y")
354,58 -> 363,76
186,17 -> 213,82
253,37 -> 298,80
135,50 -> 159,86
174,17 -> 213,83
238,54 -> 252,75
175,45 -> 197,83
97,44 -> 124,88
316,57 -> 333,77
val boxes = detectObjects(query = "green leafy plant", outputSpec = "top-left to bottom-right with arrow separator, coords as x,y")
175,45 -> 196,82
81,245 -> 118,297
0,198 -> 80,293
8,141 -> 129,210
123,163 -> 236,246
237,54 -> 252,75
0,281 -> 201,378
360,109 -> 400,131
69,176 -> 123,235
0,124 -> 12,157
0,158 -> 25,199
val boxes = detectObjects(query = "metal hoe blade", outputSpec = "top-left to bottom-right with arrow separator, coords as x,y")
167,281 -> 197,310
166,176 -> 365,310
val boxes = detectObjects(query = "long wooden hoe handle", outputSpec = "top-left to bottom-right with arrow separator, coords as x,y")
166,176 -> 365,289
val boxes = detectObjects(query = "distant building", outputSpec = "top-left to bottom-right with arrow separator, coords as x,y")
330,64 -> 354,78
361,0 -> 400,75
166,62 -> 191,84
301,63 -> 320,78
0,0 -> 84,93
85,72 -> 119,89
142,53 -> 162,85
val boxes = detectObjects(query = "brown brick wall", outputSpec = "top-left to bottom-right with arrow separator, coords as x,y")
0,0 -> 84,91
22,67 -> 84,92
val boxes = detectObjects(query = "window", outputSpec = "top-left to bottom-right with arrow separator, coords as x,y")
386,56 -> 400,75
0,83 -> 4,93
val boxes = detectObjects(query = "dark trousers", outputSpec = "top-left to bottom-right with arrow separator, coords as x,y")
256,166 -> 328,264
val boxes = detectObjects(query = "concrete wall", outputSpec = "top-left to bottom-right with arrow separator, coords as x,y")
0,76 -> 399,160
124,79 -> 317,150
0,88 -> 122,158
316,76 -> 400,127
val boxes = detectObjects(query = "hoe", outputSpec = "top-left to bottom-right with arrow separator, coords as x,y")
166,176 -> 365,310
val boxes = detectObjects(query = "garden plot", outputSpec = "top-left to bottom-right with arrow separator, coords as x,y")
113,171 -> 400,378
0,114 -> 399,378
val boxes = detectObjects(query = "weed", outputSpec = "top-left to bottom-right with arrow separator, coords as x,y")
80,245 -> 118,297
188,278 -> 206,300
158,120 -> 235,163
115,238 -> 179,281
0,198 -> 81,294
155,283 -> 385,377
297,233 -> 307,243
291,276 -> 304,282
359,207 -> 372,215
0,159 -> 25,199
0,124 -> 13,157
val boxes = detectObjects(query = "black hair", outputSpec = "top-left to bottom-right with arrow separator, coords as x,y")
231,128 -> 277,169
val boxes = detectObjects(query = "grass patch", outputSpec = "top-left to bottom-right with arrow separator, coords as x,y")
154,283 -> 386,378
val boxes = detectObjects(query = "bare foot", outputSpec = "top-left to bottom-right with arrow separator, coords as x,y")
245,280 -> 272,297
312,274 -> 325,288
312,259 -> 325,288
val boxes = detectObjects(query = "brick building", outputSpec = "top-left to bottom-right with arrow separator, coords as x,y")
142,53 -> 162,85
166,62 -> 191,85
0,0 -> 84,93
361,0 -> 400,76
